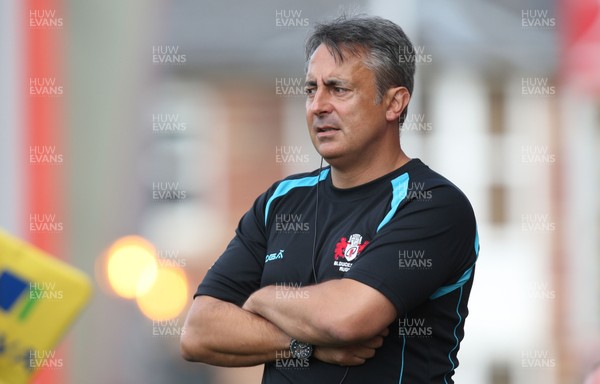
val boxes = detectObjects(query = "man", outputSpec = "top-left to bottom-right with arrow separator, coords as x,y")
181,15 -> 479,383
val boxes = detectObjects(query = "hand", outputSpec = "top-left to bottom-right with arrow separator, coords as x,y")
313,328 -> 388,366
241,295 -> 254,312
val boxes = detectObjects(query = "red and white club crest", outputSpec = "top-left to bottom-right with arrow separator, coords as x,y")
334,234 -> 369,262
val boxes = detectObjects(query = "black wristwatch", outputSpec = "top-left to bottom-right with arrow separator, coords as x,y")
289,338 -> 313,359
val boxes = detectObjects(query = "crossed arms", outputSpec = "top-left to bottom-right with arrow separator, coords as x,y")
180,278 -> 396,367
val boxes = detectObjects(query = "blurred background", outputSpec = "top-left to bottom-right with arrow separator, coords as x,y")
0,0 -> 599,383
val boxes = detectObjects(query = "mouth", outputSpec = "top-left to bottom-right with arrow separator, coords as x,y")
315,126 -> 340,137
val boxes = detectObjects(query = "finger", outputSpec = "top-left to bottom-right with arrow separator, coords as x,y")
336,352 -> 366,366
362,336 -> 384,349
317,347 -> 367,367
350,346 -> 376,360
343,356 -> 367,366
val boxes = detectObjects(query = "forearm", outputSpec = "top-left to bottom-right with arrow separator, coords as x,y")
243,284 -> 342,345
243,279 -> 396,345
181,295 -> 290,366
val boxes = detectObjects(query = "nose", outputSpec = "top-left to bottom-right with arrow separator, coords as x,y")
308,88 -> 333,115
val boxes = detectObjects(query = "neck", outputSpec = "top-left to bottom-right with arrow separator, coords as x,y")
329,149 -> 411,189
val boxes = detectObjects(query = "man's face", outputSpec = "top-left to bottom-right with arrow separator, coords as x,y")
305,44 -> 391,166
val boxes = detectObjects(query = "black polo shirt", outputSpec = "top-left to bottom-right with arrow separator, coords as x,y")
195,159 -> 479,384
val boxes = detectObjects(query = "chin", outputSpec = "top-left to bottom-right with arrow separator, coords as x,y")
317,152 -> 346,168
315,147 -> 341,161
314,140 -> 343,156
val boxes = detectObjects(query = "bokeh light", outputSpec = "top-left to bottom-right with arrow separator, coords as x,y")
105,236 -> 158,299
136,265 -> 188,321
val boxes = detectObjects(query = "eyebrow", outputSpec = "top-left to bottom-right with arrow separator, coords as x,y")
304,78 -> 350,87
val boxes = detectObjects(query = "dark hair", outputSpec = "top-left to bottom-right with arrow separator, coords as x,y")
305,15 -> 416,125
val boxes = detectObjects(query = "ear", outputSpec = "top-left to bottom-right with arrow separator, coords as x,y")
385,87 -> 410,122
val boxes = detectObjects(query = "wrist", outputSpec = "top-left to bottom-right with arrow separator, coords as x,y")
289,338 -> 314,359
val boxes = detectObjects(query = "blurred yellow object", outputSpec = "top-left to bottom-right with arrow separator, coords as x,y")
136,265 -> 188,321
0,229 -> 92,384
105,236 -> 157,299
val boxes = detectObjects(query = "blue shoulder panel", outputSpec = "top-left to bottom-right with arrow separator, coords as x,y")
376,172 -> 410,232
264,168 -> 330,226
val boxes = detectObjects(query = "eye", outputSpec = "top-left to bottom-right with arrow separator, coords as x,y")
333,87 -> 348,95
304,87 -> 316,96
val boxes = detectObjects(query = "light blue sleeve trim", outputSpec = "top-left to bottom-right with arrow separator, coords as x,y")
443,286 -> 464,383
430,229 -> 479,300
398,334 -> 406,383
264,168 -> 329,226
376,172 -> 410,233
430,265 -> 473,300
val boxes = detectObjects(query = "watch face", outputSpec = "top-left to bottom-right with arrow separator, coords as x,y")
290,339 -> 313,359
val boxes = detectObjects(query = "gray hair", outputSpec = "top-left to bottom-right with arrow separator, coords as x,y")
305,15 -> 416,125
